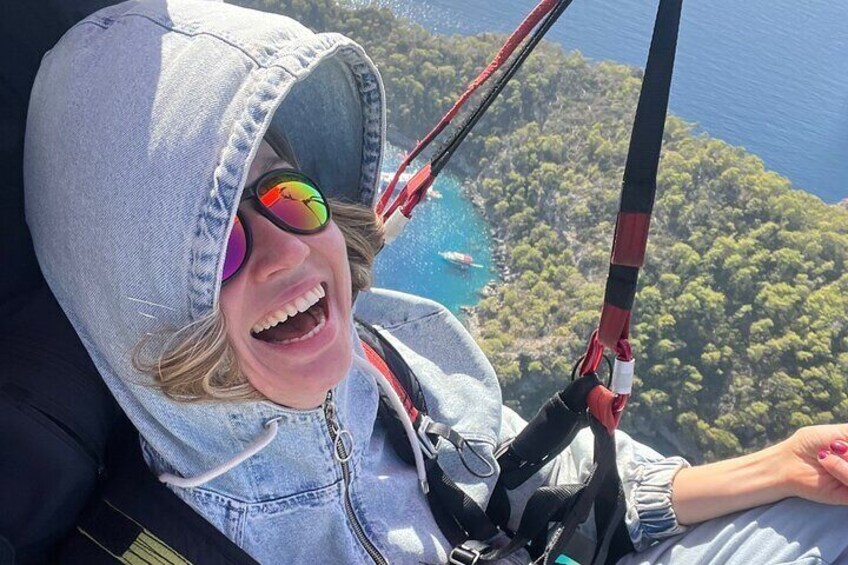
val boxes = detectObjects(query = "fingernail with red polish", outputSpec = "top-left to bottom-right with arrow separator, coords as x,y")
818,449 -> 830,460
831,441 -> 848,455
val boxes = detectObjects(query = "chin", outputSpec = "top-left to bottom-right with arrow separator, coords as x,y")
246,318 -> 354,409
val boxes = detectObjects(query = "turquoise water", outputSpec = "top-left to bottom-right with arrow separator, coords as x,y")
372,146 -> 498,314
357,0 -> 848,203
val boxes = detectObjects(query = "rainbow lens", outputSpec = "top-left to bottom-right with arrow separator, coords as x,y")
222,214 -> 248,282
257,173 -> 329,233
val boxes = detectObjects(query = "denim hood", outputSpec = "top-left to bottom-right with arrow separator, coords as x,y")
24,0 -> 387,499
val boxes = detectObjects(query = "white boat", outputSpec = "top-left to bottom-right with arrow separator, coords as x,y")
439,251 -> 482,268
427,189 -> 443,200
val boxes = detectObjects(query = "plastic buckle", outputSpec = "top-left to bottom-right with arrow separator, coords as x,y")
416,415 -> 440,459
449,545 -> 482,565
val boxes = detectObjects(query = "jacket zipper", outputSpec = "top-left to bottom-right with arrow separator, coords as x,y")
323,392 -> 388,565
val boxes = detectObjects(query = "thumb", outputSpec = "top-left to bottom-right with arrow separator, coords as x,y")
818,449 -> 848,487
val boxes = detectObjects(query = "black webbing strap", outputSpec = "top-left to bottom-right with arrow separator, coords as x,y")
497,375 -> 601,489
620,0 -> 683,216
475,483 -> 585,562
426,459 -> 499,543
355,318 -> 501,548
458,416 -> 621,565
356,317 -> 429,466
541,417 -> 619,565
61,437 -> 258,564
596,0 -> 683,351
591,476 -> 631,565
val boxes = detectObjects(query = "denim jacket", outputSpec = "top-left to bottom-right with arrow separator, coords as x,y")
24,1 -> 687,562
136,287 -> 687,564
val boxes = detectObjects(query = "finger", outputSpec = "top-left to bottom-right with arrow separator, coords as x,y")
831,440 -> 848,458
819,449 -> 848,485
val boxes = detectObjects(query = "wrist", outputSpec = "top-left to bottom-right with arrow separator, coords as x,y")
672,442 -> 791,525
751,441 -> 795,503
768,437 -> 803,501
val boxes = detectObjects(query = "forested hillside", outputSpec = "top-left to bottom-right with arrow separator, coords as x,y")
232,0 -> 848,463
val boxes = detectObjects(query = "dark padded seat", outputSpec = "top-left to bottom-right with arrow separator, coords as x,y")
0,287 -> 129,563
0,2 -> 127,562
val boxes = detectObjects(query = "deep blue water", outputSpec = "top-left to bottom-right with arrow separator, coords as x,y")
358,0 -> 848,203
372,146 -> 497,314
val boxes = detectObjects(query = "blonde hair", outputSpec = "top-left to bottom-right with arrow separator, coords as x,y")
133,198 -> 384,401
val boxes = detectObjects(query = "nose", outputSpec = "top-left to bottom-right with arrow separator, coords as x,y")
243,206 -> 310,282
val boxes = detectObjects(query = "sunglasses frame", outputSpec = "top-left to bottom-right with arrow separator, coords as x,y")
223,168 -> 331,284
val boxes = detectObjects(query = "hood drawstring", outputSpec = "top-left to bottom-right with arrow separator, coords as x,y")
353,356 -> 430,494
159,417 -> 282,488
157,357 -> 428,493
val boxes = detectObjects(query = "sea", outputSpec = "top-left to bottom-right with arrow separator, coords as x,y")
372,146 -> 498,314
370,0 -> 848,311
356,0 -> 848,203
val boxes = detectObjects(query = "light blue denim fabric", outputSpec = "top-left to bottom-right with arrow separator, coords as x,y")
617,495 -> 848,565
23,0 -> 848,563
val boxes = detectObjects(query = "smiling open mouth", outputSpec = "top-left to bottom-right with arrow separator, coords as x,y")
251,284 -> 329,345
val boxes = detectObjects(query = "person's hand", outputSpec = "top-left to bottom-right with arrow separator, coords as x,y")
778,424 -> 848,505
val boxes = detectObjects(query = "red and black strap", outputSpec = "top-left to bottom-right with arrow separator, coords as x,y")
376,0 -> 574,225
580,0 -> 684,433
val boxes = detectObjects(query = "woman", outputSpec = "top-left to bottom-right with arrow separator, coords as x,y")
23,0 -> 848,563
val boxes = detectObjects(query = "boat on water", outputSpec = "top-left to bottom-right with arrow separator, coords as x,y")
427,189 -> 443,200
439,251 -> 482,268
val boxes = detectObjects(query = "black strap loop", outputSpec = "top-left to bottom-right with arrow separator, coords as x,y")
423,421 -> 496,479
426,459 -> 499,543
497,375 -> 600,490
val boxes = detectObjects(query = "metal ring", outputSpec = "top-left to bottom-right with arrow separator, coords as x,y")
334,429 -> 354,464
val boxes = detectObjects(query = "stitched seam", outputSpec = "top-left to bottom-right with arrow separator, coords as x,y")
73,19 -> 109,31
82,12 -> 264,66
377,309 -> 446,331
189,477 -> 344,507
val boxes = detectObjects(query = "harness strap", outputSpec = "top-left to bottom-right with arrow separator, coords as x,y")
356,320 -> 501,549
599,0 -> 683,349
362,339 -> 421,422
377,0 -> 574,229
63,436 -> 259,564
475,483 -> 585,562
590,472 -> 629,565
497,375 -> 599,489
540,417 -> 624,565
426,459 -> 499,543
578,0 -> 684,434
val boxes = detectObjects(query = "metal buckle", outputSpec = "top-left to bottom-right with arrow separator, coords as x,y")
416,414 -> 440,459
449,545 -> 482,565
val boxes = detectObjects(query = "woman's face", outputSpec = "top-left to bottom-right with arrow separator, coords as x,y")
220,140 -> 354,408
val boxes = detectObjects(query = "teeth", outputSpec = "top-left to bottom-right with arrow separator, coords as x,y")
251,283 -> 326,334
276,309 -> 327,345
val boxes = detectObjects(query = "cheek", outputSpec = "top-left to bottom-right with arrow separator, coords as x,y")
218,280 -> 240,329
323,223 -> 352,291
217,280 -> 250,361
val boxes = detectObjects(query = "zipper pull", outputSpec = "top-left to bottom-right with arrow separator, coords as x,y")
324,391 -> 339,433
323,391 -> 354,463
